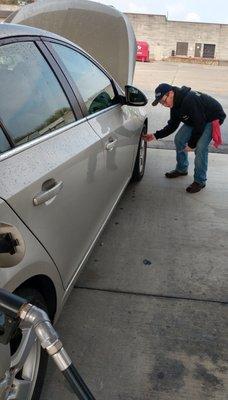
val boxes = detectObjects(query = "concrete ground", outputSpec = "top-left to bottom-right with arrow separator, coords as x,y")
41,148 -> 228,400
41,62 -> 228,399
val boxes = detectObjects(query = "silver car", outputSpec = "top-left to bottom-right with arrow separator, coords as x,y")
0,7 -> 147,400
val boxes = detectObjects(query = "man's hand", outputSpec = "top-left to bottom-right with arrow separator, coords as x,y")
184,145 -> 194,152
142,133 -> 155,142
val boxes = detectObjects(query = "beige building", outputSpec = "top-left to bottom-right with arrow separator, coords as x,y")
126,13 -> 228,64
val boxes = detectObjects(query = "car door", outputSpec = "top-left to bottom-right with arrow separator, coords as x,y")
48,41 -> 141,213
0,38 -> 108,288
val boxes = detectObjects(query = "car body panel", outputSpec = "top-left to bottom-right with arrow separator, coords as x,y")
0,199 -> 64,316
0,119 -> 115,289
7,0 -> 137,89
87,104 -> 143,209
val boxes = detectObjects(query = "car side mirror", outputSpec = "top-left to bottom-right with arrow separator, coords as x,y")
124,85 -> 148,106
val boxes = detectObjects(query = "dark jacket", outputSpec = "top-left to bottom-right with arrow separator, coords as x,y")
154,86 -> 226,148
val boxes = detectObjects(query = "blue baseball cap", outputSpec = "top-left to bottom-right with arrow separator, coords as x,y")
152,83 -> 173,106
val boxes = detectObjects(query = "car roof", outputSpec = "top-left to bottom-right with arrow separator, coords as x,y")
0,22 -> 73,44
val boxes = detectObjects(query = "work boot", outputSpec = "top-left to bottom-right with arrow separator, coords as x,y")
165,169 -> 188,178
186,182 -> 206,193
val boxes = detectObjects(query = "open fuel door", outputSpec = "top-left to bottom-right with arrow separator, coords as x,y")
7,0 -> 136,89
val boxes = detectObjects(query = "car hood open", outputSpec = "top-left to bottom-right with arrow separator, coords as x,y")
7,0 -> 136,89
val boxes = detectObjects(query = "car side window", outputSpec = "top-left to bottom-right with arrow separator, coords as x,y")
0,127 -> 10,154
52,43 -> 118,115
0,42 -> 75,147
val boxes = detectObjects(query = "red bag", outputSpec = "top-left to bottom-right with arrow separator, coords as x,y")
212,119 -> 222,148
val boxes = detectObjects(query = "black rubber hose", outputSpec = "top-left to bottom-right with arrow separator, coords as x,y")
0,289 -> 26,317
62,363 -> 96,400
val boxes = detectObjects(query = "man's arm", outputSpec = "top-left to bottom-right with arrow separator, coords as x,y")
182,96 -> 207,149
154,116 -> 181,139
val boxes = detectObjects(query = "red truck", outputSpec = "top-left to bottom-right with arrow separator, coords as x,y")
136,41 -> 150,62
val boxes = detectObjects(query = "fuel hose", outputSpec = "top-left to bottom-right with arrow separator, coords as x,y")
0,289 -> 97,400
62,363 -> 96,400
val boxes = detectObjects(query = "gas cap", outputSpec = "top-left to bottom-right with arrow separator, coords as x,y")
0,223 -> 25,268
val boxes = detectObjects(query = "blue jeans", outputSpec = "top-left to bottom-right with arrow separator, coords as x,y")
174,123 -> 212,184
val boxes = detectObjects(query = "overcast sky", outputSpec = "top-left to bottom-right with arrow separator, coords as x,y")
90,0 -> 228,24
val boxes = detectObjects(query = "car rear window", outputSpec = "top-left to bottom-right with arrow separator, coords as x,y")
52,43 -> 117,115
0,41 -> 75,147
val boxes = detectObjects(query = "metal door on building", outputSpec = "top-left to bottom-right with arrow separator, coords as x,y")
176,42 -> 188,56
203,44 -> 215,58
194,43 -> 202,57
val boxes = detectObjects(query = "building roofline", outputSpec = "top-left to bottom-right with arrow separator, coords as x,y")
125,12 -> 228,27
125,12 -> 167,19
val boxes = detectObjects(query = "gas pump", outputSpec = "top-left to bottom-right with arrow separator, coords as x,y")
0,289 -> 96,400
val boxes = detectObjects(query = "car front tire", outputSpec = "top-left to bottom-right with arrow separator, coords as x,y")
131,127 -> 147,182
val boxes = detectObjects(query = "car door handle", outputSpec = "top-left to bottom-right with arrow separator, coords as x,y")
33,180 -> 63,206
105,138 -> 117,151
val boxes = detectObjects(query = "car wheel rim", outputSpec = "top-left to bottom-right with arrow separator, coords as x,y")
139,137 -> 146,174
9,321 -> 41,400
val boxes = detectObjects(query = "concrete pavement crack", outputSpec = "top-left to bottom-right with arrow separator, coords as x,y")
75,286 -> 228,305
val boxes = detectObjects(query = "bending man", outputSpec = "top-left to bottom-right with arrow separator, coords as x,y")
145,83 -> 226,193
